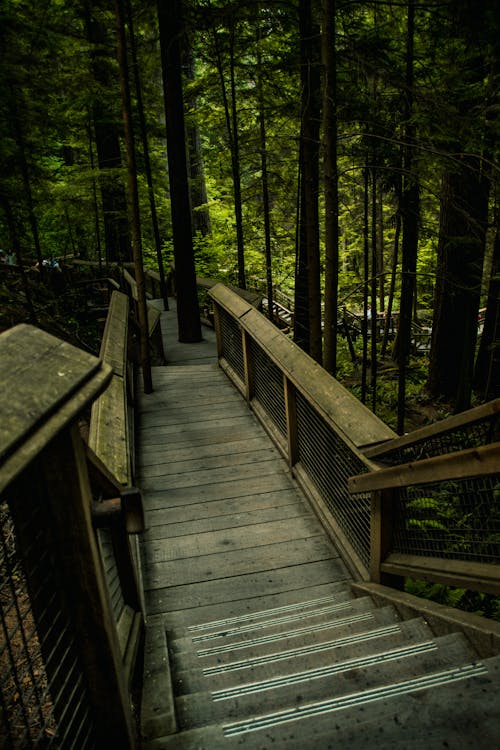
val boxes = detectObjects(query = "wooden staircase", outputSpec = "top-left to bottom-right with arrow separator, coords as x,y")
143,582 -> 500,749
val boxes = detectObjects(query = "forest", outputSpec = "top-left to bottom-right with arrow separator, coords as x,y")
0,0 -> 498,434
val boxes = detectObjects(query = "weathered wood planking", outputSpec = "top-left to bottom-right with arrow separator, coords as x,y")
0,324 -> 103,462
144,501 -> 311,541
139,459 -> 287,493
140,472 -> 294,510
142,536 -> 338,590
144,488 -> 305,528
145,559 -> 350,615
138,435 -> 273,468
0,324 -> 111,493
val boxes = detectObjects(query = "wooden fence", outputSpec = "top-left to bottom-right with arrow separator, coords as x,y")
0,292 -> 144,748
209,283 -> 500,596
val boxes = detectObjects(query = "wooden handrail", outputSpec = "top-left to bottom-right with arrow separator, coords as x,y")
362,398 -> 500,457
349,441 -> 500,493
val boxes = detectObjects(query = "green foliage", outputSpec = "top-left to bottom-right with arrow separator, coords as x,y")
406,578 -> 500,622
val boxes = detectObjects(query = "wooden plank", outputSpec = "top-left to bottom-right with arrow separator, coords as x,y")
161,580 -> 352,629
144,502 -> 312,541
139,448 -> 279,479
141,473 -> 294,510
144,559 -> 349,613
139,459 -> 286,492
138,414 -> 257,441
99,291 -> 129,377
139,426 -> 267,452
139,400 -> 244,428
144,488 -> 304,528
137,436 -> 272,467
348,440 -> 500,493
144,515 -> 324,562
0,324 -> 104,464
142,536 -> 338,590
363,397 -> 500,458
89,374 -> 130,485
381,553 -> 500,596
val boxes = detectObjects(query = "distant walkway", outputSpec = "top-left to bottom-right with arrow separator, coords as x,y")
136,300 -> 351,738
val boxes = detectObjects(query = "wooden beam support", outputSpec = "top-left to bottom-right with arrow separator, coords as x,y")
348,441 -> 500,493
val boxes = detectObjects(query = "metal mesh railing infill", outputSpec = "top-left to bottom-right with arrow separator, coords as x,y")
249,339 -> 287,438
218,308 -> 245,384
393,474 -> 500,564
295,392 -> 372,568
1,485 -> 96,749
376,412 -> 500,466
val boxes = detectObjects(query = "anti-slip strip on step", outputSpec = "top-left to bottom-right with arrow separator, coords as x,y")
223,663 -> 488,736
187,594 -> 344,632
197,612 -> 375,657
191,601 -> 355,643
203,623 -> 403,675
212,640 -> 437,700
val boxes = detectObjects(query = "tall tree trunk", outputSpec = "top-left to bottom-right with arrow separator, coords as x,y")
361,165 -> 370,404
8,88 -> 43,273
294,143 -> 310,352
428,161 -> 489,409
397,0 -> 419,434
157,0 -> 201,343
84,1 -> 130,264
125,0 -> 169,311
183,44 -> 211,238
381,200 -> 401,357
371,167 -> 378,413
87,117 -> 103,270
298,0 -> 322,364
115,0 -> 152,393
256,33 -> 273,323
474,190 -> 500,400
322,0 -> 339,375
212,22 -> 245,289
0,196 -> 37,323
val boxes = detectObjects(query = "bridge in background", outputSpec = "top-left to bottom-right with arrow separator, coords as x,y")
1,273 -> 500,749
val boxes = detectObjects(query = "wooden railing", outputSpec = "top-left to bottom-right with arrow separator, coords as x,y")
0,297 -> 144,747
209,283 -> 396,578
209,283 -> 500,597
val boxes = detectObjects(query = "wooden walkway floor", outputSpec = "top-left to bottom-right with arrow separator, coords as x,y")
136,301 -> 351,735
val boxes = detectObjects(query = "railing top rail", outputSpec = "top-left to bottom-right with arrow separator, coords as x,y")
209,283 -> 396,450
0,323 -> 112,494
348,440 -> 500,493
363,398 -> 500,458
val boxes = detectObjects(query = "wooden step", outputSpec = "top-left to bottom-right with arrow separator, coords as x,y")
174,633 -> 481,730
145,655 -> 500,749
172,616 -> 434,696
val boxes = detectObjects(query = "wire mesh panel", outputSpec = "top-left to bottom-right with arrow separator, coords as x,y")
249,339 -> 287,438
97,529 -> 125,625
377,413 -> 500,465
218,307 -> 245,384
295,392 -> 372,568
393,474 -> 500,563
1,487 -> 96,750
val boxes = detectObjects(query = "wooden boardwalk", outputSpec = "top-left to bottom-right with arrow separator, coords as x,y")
136,301 -> 351,736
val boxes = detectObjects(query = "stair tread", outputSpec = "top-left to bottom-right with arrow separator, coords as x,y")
146,655 -> 500,749
175,633 -> 479,730
169,596 -> 385,654
172,617 -> 436,695
164,581 -> 354,636
169,604 -> 402,671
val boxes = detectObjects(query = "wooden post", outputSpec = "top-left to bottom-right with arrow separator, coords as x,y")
213,302 -> 223,359
284,376 -> 299,467
242,329 -> 254,402
42,426 -> 137,747
370,489 -> 401,588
